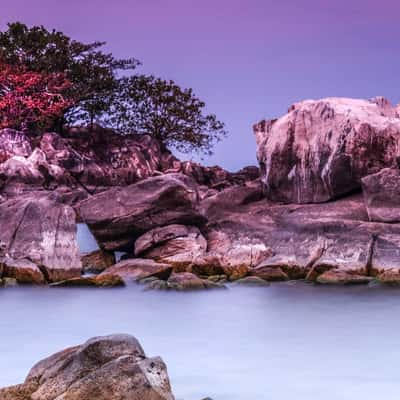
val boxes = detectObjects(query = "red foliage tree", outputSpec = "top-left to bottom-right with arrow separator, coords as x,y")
0,61 -> 74,131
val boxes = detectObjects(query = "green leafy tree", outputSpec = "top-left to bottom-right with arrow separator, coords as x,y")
0,22 -> 139,127
108,75 -> 227,155
0,22 -> 227,155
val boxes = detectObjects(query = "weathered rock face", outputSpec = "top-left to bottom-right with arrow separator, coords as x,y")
79,173 -> 206,251
362,168 -> 400,223
254,97 -> 400,204
0,334 -> 175,400
0,192 -> 81,282
199,190 -> 400,283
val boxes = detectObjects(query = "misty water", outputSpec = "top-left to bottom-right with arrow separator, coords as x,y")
1,226 -> 400,399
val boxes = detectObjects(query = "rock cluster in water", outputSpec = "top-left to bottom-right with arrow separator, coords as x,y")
2,97 -> 400,287
0,334 -> 175,400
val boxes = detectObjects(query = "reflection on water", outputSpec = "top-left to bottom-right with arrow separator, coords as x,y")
1,283 -> 400,400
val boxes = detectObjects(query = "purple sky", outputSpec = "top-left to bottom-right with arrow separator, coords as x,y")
2,0 -> 400,171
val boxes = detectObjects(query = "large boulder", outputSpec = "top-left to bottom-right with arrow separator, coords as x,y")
0,334 -> 175,400
254,97 -> 400,204
134,224 -> 207,269
362,167 -> 400,223
0,192 -> 81,282
79,173 -> 206,251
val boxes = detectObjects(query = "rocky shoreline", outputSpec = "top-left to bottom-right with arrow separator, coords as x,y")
2,96 -> 400,289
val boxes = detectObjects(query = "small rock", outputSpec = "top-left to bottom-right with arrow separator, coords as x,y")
81,249 -> 115,274
316,270 -> 372,285
250,265 -> 289,281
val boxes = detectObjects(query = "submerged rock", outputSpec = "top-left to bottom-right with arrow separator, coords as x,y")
99,258 -> 173,283
144,272 -> 225,291
316,270 -> 373,285
233,276 -> 271,286
50,275 -> 124,288
0,334 -> 175,400
254,97 -> 400,204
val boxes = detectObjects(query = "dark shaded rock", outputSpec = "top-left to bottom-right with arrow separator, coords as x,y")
0,192 -> 81,282
362,168 -> 400,222
0,334 -> 174,400
81,249 -> 115,274
200,179 -> 263,216
79,173 -> 205,251
99,258 -> 173,283
50,275 -> 124,287
254,97 -> 400,204
164,272 -> 222,291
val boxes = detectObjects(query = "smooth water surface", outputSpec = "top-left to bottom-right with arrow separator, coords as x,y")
1,283 -> 400,400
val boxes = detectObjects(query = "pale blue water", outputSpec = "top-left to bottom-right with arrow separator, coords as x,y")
1,226 -> 400,399
2,284 -> 400,399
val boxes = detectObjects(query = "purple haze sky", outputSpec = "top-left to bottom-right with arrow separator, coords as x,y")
2,0 -> 400,171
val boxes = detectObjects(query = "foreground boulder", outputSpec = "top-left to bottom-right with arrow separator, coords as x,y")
79,173 -> 206,251
0,192 -> 81,282
254,97 -> 400,204
0,334 -> 175,400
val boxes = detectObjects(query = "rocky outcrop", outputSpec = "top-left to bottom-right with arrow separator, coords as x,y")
0,127 -> 258,205
79,173 -> 206,251
0,192 -> 81,282
0,334 -> 175,400
254,97 -> 400,204
362,168 -> 400,223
